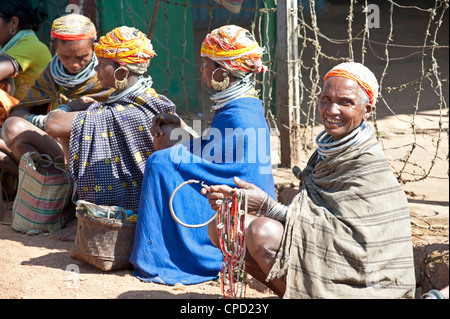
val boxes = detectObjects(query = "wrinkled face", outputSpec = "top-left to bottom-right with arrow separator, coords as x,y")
94,57 -> 120,88
54,39 -> 94,74
319,76 -> 373,141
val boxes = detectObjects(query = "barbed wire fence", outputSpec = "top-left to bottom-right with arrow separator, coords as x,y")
290,0 -> 449,185
137,0 -> 448,186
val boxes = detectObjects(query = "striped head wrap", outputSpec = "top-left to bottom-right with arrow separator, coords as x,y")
201,25 -> 266,78
324,62 -> 379,105
51,13 -> 97,41
94,26 -> 155,75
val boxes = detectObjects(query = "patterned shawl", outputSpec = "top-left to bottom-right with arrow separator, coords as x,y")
267,136 -> 416,299
94,26 -> 155,75
11,63 -> 112,113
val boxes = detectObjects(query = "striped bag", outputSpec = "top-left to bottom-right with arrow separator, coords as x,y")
12,152 -> 74,235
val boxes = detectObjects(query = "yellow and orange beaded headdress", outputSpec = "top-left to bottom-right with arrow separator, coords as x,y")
201,25 -> 266,78
94,26 -> 156,74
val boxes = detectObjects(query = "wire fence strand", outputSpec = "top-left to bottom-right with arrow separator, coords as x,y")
148,0 -> 449,185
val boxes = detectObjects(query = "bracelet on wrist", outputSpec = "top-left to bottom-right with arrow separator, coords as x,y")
57,104 -> 72,112
26,114 -> 47,130
183,126 -> 200,138
421,289 -> 444,299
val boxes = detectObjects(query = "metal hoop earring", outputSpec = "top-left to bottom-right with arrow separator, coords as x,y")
114,67 -> 128,90
10,28 -> 17,36
211,68 -> 230,91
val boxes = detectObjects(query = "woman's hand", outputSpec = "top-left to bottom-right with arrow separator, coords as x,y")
66,96 -> 97,111
201,176 -> 270,214
151,113 -> 181,137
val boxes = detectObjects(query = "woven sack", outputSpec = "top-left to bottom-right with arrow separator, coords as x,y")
12,152 -> 74,234
70,203 -> 136,271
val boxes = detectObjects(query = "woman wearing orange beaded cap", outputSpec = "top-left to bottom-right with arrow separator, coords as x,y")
130,25 -> 275,286
202,62 -> 415,299
1,13 -> 109,193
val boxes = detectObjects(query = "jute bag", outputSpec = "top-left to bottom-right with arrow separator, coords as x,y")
70,200 -> 136,271
12,152 -> 75,235
0,87 -> 19,126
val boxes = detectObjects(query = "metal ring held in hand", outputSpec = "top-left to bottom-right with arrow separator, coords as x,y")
169,179 -> 219,228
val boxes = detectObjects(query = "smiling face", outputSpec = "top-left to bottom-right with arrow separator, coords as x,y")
54,38 -> 94,75
319,76 -> 374,141
200,57 -> 217,88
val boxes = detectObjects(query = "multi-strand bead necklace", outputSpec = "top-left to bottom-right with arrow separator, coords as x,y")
169,180 -> 248,299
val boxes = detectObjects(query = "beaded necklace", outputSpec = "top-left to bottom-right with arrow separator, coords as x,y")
169,180 -> 248,299
0,29 -> 35,54
217,189 -> 247,299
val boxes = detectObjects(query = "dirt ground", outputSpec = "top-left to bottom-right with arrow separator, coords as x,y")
0,199 -> 278,300
0,109 -> 448,299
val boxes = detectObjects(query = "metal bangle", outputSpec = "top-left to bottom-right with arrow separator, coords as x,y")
421,289 -> 445,299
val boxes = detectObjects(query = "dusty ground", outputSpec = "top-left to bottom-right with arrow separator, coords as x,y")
0,202 -> 277,300
0,109 -> 448,300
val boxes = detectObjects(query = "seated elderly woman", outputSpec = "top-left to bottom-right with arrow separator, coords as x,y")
129,25 -> 276,285
1,13 -> 112,176
4,26 -> 176,212
202,62 -> 416,299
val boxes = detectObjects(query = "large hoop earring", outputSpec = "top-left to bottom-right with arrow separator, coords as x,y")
211,68 -> 230,91
114,67 -> 128,90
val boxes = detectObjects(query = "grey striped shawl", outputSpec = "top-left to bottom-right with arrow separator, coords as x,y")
267,136 -> 416,299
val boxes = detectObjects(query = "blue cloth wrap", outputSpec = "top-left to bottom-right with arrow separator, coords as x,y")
130,97 -> 276,285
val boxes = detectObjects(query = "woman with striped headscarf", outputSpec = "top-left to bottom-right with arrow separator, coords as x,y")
1,14 -> 111,178
0,0 -> 50,118
130,25 -> 275,286
4,26 -> 176,212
